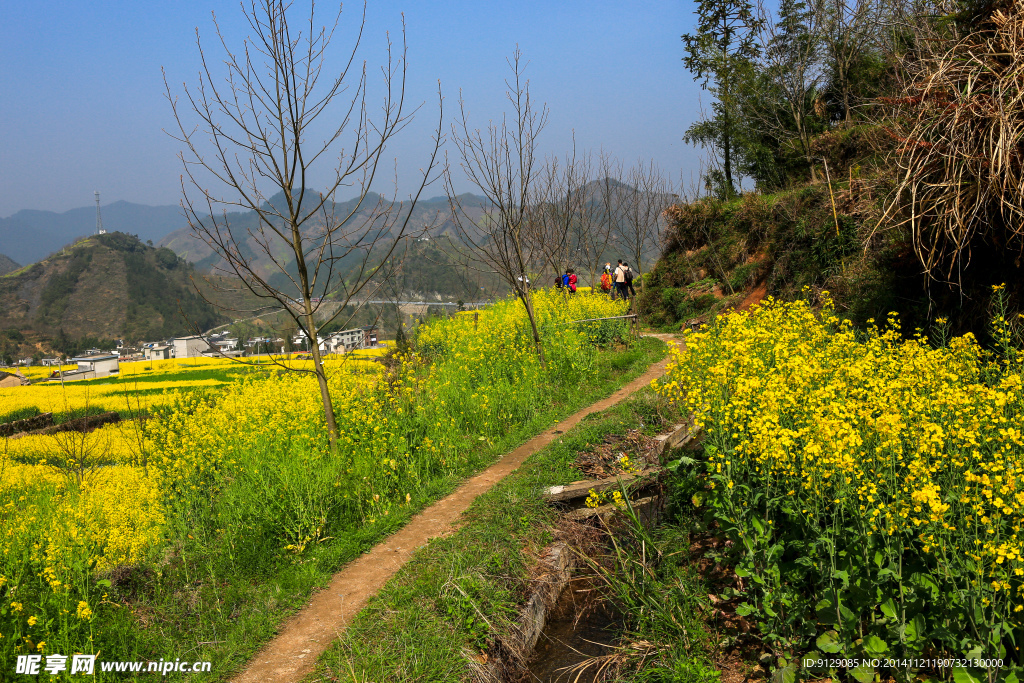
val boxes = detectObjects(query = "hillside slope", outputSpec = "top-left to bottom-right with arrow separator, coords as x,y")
0,254 -> 19,277
0,232 -> 226,341
640,126 -> 1024,339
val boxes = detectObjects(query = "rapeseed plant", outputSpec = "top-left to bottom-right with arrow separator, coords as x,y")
656,295 -> 1021,680
0,289 -> 628,664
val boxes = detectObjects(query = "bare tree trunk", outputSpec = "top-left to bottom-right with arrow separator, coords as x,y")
165,0 -> 442,447
443,48 -> 551,367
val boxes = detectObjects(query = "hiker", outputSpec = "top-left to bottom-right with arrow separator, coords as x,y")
623,262 -> 637,298
613,260 -> 629,300
600,265 -> 613,297
561,270 -> 571,291
554,271 -> 564,289
566,268 -> 578,294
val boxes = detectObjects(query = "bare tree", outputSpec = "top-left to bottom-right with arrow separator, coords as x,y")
444,48 -> 549,365
820,0 -> 880,124
163,0 -> 442,447
618,160 -> 674,295
525,146 -> 590,286
578,153 -> 624,290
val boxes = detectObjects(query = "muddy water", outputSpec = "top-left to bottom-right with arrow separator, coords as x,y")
525,586 -> 623,683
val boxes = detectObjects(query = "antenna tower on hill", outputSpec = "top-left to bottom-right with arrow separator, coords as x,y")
94,191 -> 106,235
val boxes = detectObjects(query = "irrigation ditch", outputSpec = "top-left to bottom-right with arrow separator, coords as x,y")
475,420 -> 703,683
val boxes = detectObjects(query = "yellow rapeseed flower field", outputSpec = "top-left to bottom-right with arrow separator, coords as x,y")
655,294 -> 1021,673
0,289 -> 628,660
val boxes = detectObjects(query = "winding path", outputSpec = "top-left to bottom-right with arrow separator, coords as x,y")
233,335 -> 678,683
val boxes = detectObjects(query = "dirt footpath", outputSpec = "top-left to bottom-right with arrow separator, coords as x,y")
233,336 -> 678,683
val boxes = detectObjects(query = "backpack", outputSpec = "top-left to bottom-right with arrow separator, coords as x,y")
624,267 -> 634,284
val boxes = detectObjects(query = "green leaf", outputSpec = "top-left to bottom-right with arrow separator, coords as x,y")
667,455 -> 696,470
1003,671 -> 1019,683
874,551 -> 884,568
816,597 -> 836,625
839,603 -> 858,627
902,618 -> 917,643
96,579 -> 112,588
832,569 -> 850,588
772,664 -> 797,683
817,630 -> 843,654
863,634 -> 889,656
952,667 -> 981,683
851,664 -> 876,683
736,603 -> 755,617
879,599 -> 897,620
911,614 -> 927,642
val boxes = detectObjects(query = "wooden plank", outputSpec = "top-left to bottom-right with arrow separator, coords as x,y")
543,467 -> 661,502
566,495 -> 660,521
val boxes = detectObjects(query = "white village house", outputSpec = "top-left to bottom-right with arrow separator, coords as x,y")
145,344 -> 172,361
320,326 -> 378,354
48,353 -> 120,382
173,335 -> 211,359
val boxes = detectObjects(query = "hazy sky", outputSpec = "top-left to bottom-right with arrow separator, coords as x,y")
1,1 -> 707,218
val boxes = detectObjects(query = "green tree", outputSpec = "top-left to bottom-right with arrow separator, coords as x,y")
760,0 -> 827,181
682,0 -> 762,196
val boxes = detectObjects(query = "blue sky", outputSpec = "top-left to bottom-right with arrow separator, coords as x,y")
0,1 -> 707,217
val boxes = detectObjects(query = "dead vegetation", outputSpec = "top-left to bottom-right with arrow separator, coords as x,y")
572,428 -> 662,480
880,0 -> 1024,284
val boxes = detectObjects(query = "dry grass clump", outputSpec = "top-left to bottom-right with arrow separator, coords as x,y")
880,0 -> 1024,283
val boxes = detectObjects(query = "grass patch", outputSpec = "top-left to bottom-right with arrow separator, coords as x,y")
51,405 -> 110,424
82,365 -> 259,386
75,337 -> 669,680
0,405 -> 42,425
309,382 -> 718,683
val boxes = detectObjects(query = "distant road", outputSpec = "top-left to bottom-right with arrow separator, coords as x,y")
202,299 -> 491,336
355,300 -> 490,307
204,306 -> 286,335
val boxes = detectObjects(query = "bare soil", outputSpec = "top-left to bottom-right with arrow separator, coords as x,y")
232,336 -> 678,683
735,281 -> 768,313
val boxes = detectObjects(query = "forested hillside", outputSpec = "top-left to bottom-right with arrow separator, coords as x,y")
0,232 -> 225,342
643,0 -> 1024,339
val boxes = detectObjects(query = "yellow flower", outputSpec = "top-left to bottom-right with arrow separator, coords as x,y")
76,601 -> 93,621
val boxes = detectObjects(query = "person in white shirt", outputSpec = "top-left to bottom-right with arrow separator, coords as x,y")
613,260 -> 628,299
622,262 -> 636,298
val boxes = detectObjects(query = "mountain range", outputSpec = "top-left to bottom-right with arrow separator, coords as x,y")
157,192 -> 490,298
0,201 -> 185,266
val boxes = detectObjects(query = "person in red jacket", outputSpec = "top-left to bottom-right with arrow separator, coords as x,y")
600,264 -> 613,297
565,268 -> 578,294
